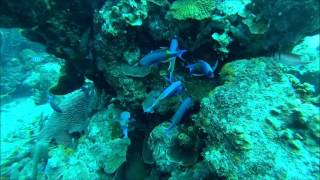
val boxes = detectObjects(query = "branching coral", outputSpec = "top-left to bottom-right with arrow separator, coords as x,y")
169,0 -> 215,20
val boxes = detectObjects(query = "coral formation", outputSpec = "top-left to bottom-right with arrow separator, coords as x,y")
0,0 -> 319,179
98,0 -> 148,36
169,0 -> 215,20
147,122 -> 201,172
193,57 -> 319,179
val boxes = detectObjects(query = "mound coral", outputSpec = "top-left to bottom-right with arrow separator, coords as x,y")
193,57 -> 319,179
147,122 -> 201,172
170,0 -> 215,20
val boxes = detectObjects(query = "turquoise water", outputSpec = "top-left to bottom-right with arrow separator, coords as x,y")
0,1 -> 319,179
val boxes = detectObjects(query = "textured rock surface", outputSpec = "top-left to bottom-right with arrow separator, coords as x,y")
193,57 -> 319,179
0,1 -> 319,180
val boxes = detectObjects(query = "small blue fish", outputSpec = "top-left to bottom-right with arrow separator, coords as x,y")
119,111 -> 134,138
48,94 -> 63,113
168,37 -> 179,82
186,60 -> 218,78
166,97 -> 193,134
144,81 -> 184,113
139,44 -> 186,67
31,56 -> 44,63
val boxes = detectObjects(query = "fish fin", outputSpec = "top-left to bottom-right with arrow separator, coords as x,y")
191,73 -> 205,77
167,58 -> 176,70
168,58 -> 176,82
177,50 -> 187,61
164,126 -> 173,137
197,60 -> 206,64
185,64 -> 193,72
212,60 -> 219,71
161,58 -> 172,63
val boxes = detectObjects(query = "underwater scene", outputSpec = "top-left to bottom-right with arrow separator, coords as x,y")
0,0 -> 319,179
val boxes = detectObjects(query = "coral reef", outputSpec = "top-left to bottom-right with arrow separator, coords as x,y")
147,122 -> 201,172
193,57 -> 319,179
0,28 -> 60,104
98,0 -> 148,36
169,0 -> 215,20
0,0 -> 319,179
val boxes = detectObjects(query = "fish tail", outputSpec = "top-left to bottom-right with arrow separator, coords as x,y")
164,126 -> 173,137
185,64 -> 193,73
177,50 -> 187,61
212,60 -> 219,70
168,58 -> 176,82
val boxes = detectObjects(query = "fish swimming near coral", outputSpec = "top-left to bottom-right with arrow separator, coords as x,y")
168,37 -> 179,82
119,111 -> 131,138
142,90 -> 161,113
186,60 -> 218,78
273,52 -> 312,66
166,97 -> 193,134
144,81 -> 184,113
139,40 -> 186,67
38,90 -> 93,147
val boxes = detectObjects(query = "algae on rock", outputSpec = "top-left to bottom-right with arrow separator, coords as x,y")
193,57 -> 320,179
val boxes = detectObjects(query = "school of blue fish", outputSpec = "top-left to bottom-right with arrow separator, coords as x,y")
139,37 -> 218,132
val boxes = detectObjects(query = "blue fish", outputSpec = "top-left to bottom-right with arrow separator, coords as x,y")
119,111 -> 131,138
31,56 -> 44,63
166,97 -> 193,134
144,81 -> 184,113
139,43 -> 186,67
48,94 -> 63,113
168,38 -> 179,82
186,60 -> 218,78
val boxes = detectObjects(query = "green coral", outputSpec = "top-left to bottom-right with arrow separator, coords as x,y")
170,0 -> 215,20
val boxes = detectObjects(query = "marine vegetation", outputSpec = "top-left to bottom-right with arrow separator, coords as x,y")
0,0 -> 319,179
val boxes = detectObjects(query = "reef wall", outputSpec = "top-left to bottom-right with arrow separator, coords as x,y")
0,0 -> 319,179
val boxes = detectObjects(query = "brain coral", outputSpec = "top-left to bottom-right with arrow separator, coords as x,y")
170,0 -> 215,20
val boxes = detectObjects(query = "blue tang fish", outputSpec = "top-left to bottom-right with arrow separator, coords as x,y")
186,60 -> 218,78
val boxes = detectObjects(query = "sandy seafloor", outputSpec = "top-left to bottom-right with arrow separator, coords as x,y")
1,96 -> 52,160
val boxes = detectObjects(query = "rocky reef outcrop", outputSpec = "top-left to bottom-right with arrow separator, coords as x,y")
0,0 -> 319,179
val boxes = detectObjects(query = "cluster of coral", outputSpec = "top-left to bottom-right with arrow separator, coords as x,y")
0,0 -> 319,179
0,28 -> 61,104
